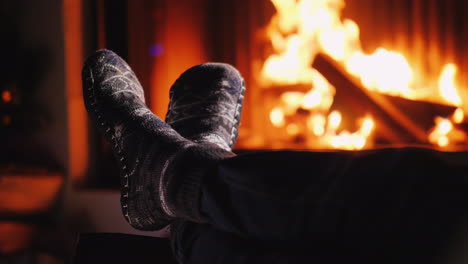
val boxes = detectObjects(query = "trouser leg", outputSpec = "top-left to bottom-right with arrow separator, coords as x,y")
171,220 -> 338,264
171,221 -> 261,264
172,218 -> 468,264
199,148 -> 468,249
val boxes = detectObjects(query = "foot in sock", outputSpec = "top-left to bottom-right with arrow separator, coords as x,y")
165,63 -> 245,152
82,49 -> 232,230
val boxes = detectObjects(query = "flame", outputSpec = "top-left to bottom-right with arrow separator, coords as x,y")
360,117 -> 375,137
428,117 -> 453,147
439,64 -> 462,106
453,108 -> 464,124
346,49 -> 414,97
428,108 -> 466,148
263,0 -> 465,150
302,90 -> 322,109
270,107 -> 286,127
286,123 -> 300,135
322,116 -> 374,150
327,110 -> 341,132
261,35 -> 317,84
328,132 -> 365,150
307,114 -> 326,136
281,91 -> 305,114
319,19 -> 360,61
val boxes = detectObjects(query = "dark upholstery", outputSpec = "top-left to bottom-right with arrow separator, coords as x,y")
73,233 -> 177,264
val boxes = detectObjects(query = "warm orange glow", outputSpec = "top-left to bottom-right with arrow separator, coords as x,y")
282,91 -> 305,114
286,123 -> 300,135
327,110 -> 341,132
307,114 -> 326,136
261,36 -> 316,85
0,172 -> 63,213
437,136 -> 449,147
359,117 -> 374,137
0,222 -> 34,254
439,64 -> 462,106
0,174 -> 63,213
346,49 -> 414,97
453,108 -> 464,124
270,107 -> 286,127
262,0 -> 466,149
327,131 -> 367,150
302,90 -> 322,109
263,0 -> 465,104
1,90 -> 11,103
428,117 -> 453,147
270,0 -> 299,33
428,114 -> 466,148
64,0 -> 89,184
319,19 -> 360,61
322,115 -> 374,150
439,119 -> 453,134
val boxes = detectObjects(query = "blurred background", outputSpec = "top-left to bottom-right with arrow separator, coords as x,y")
1,0 -> 468,262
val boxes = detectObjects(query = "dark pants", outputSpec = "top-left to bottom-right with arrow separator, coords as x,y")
172,148 -> 468,263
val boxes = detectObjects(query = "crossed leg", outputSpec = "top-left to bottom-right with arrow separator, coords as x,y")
82,50 -> 468,263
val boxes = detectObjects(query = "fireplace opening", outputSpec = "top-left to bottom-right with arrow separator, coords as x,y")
235,0 -> 468,151
86,0 -> 468,187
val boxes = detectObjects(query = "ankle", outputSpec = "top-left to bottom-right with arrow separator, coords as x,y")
162,144 -> 234,222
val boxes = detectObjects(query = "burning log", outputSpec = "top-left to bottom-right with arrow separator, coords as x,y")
312,53 -> 457,145
383,96 -> 457,132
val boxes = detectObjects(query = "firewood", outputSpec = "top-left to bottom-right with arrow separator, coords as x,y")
312,53 -> 457,144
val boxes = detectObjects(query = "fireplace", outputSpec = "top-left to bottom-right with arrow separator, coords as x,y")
223,0 -> 468,151
88,0 -> 468,184
119,0 -> 468,151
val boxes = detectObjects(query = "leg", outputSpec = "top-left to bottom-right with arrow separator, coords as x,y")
162,63 -> 468,259
82,50 -> 234,230
171,220 -> 338,264
199,147 -> 468,258
82,50 -> 468,256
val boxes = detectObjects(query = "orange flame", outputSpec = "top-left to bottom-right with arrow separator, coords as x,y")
428,117 -> 453,147
428,108 -> 466,148
439,64 -> 462,106
263,0 -> 465,149
346,49 -> 415,97
453,108 -> 464,124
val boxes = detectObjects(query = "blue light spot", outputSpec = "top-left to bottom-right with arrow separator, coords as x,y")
149,44 -> 164,57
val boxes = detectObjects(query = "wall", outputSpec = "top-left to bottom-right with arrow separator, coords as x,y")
0,0 -> 68,171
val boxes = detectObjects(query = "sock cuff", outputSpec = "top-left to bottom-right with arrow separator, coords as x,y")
165,144 -> 235,222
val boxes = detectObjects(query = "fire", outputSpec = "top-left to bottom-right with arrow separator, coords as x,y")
261,36 -> 316,84
262,0 -> 466,150
439,64 -> 462,106
453,108 -> 464,124
323,116 -> 374,150
327,110 -> 341,131
360,117 -> 374,137
270,106 -> 285,127
346,49 -> 415,97
307,114 -> 326,136
428,117 -> 453,147
428,108 -> 466,148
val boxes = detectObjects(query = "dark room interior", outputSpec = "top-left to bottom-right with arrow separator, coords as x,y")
2,0 -> 468,263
